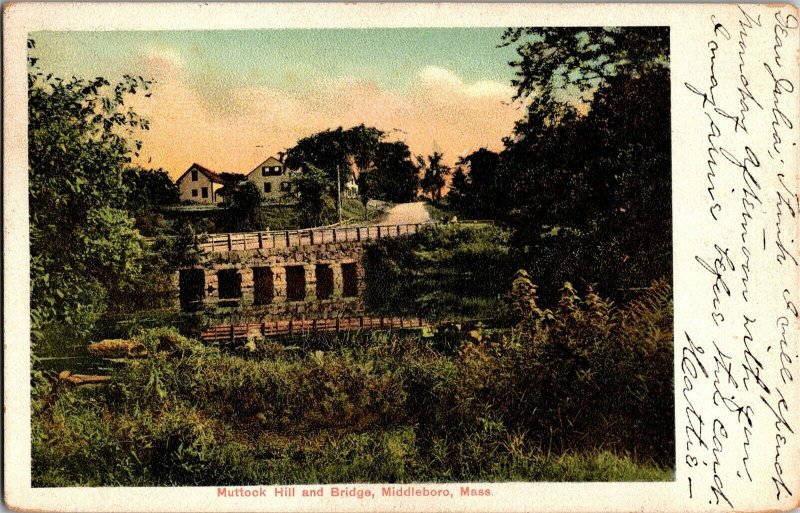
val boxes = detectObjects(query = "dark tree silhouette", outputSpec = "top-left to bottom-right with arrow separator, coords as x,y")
418,152 -> 450,202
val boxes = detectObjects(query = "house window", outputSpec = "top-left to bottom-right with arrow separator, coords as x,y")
264,182 -> 272,193
192,189 -> 198,197
280,181 -> 290,192
273,166 -> 281,174
262,166 -> 268,176
191,169 -> 198,181
201,187 -> 208,198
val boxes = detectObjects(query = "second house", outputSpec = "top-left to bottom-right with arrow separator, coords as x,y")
246,156 -> 293,200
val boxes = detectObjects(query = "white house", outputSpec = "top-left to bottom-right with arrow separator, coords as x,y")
344,173 -> 359,199
246,156 -> 295,200
176,163 -> 226,204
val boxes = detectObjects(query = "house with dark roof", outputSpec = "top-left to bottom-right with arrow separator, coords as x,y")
176,163 -> 226,204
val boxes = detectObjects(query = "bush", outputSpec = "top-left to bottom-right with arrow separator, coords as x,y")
363,224 -> 514,321
496,276 -> 674,463
32,283 -> 673,486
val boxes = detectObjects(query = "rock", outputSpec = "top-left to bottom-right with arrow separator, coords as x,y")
88,339 -> 148,358
52,371 -> 111,387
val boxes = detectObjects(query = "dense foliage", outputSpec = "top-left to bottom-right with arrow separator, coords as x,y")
363,224 -> 514,321
445,28 -> 671,303
28,41 -> 152,344
285,124 -> 420,204
219,181 -> 268,232
122,166 -> 179,213
289,163 -> 337,227
418,152 -> 450,202
33,278 -> 672,485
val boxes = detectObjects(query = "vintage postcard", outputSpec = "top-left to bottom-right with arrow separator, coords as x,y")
3,2 -> 799,512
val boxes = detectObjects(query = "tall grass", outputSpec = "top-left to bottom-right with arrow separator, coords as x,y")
33,280 -> 673,486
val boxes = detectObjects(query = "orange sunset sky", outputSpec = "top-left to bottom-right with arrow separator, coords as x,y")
31,29 -> 526,179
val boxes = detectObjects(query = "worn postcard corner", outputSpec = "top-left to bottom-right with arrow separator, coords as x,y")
3,2 -> 799,513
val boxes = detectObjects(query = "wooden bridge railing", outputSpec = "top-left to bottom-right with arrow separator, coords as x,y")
201,316 -> 426,341
198,222 -> 438,253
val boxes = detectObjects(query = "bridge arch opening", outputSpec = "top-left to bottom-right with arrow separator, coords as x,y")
341,263 -> 358,298
179,268 -> 205,311
315,264 -> 334,300
218,268 -> 242,304
285,265 -> 306,302
253,267 -> 274,305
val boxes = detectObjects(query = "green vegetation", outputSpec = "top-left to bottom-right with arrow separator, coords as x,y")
28,40 -> 153,345
285,125 -> 420,205
443,28 -> 671,304
364,224 -> 513,321
28,26 -> 674,487
418,152 -> 451,202
288,163 -> 338,227
33,278 -> 672,486
424,202 -> 456,223
341,197 -> 387,224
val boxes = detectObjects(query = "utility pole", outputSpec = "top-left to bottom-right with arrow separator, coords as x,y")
337,164 -> 342,223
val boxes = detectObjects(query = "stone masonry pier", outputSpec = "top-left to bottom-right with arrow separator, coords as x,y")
177,222 -> 436,321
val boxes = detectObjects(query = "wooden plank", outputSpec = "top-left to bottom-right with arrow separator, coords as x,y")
201,315 -> 429,342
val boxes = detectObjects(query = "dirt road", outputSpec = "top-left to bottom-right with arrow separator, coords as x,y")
377,202 -> 432,225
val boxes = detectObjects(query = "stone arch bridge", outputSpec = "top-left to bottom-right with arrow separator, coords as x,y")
176,222 -> 436,322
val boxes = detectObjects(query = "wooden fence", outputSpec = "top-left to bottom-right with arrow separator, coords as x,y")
200,316 -> 426,342
199,222 -> 437,253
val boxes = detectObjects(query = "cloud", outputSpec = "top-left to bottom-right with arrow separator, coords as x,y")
416,65 -> 515,99
131,56 -> 523,178
136,47 -> 185,77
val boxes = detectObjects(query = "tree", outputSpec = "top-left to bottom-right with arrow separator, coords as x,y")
346,124 -> 384,178
370,141 -> 420,203
28,39 -> 151,342
455,148 -> 503,219
290,164 -> 335,227
285,125 -> 419,203
222,181 -> 265,232
123,167 -> 178,209
418,152 -> 450,202
117,166 -> 177,237
356,170 -> 378,220
501,27 -> 669,125
214,172 -> 247,204
489,28 -> 671,302
123,166 -> 179,211
581,68 -> 672,290
446,166 -> 469,214
284,127 -> 351,189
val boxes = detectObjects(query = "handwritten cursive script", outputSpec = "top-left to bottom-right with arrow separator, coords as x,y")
682,5 -> 798,508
